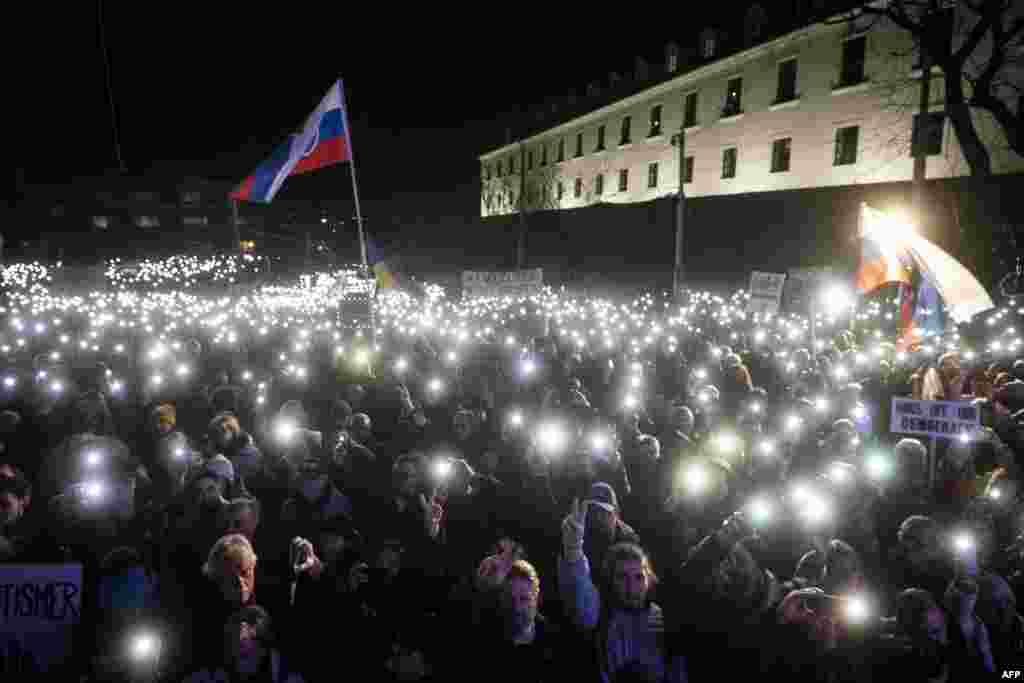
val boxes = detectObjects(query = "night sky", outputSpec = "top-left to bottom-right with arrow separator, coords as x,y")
19,3 -> 752,221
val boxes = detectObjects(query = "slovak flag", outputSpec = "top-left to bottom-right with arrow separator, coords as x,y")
231,80 -> 351,203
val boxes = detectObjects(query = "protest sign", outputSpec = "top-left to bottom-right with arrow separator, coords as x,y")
890,398 -> 981,439
0,564 -> 82,675
462,269 -> 543,300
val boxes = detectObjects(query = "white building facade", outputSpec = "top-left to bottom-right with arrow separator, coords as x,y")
480,10 -> 1024,217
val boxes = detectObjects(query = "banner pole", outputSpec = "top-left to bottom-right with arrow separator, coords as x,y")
338,79 -> 368,270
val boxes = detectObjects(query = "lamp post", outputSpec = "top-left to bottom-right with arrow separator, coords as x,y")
671,124 -> 686,301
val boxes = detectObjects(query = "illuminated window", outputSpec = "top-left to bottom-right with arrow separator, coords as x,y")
649,105 -> 662,137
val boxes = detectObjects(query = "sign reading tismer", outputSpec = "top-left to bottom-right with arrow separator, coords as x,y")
0,564 -> 82,675
890,398 -> 980,439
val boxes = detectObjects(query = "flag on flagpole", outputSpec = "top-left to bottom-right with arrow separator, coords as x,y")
367,235 -> 398,290
860,203 -> 994,347
231,80 -> 351,203
856,209 -> 912,294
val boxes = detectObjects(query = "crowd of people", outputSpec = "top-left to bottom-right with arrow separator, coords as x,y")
1,257 -> 1024,681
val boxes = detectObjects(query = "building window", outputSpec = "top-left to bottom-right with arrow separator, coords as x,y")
596,125 -> 606,152
619,169 -> 629,192
620,117 -> 632,146
541,145 -> 548,166
595,174 -> 604,196
648,162 -> 659,188
683,156 -> 694,183
182,191 -> 201,205
496,160 -> 503,177
722,147 -> 737,179
558,139 -> 566,162
776,59 -> 798,103
557,181 -> 564,200
684,92 -> 699,128
510,157 -> 516,174
483,165 -> 490,181
912,112 -> 945,157
834,125 -> 860,165
701,31 -> 717,59
723,77 -> 743,117
771,137 -> 792,173
839,35 -> 867,87
183,215 -> 209,226
135,216 -> 160,228
92,216 -> 110,230
574,178 -> 583,198
527,150 -> 534,170
575,133 -> 584,157
649,105 -> 662,137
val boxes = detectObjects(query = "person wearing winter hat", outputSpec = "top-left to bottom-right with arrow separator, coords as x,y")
582,482 -> 640,572
559,497 -> 687,683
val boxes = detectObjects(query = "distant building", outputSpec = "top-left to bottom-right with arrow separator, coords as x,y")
479,2 -> 1024,217
10,169 -> 356,263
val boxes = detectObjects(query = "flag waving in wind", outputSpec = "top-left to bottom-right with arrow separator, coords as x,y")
231,80 -> 351,203
859,204 -> 994,348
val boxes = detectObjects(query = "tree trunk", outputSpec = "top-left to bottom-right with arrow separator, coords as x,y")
944,68 -> 993,177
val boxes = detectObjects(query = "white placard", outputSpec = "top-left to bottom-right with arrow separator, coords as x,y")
462,269 -> 543,299
890,398 -> 981,439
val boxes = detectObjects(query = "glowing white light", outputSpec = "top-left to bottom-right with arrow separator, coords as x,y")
537,422 -> 568,453
2,377 -> 14,389
428,378 -> 443,394
953,533 -> 973,553
684,465 -> 708,494
845,596 -> 869,623
131,633 -> 158,660
276,420 -> 297,442
749,498 -> 773,524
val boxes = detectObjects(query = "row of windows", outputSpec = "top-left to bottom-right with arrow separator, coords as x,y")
487,125 -> 875,210
484,36 -> 869,181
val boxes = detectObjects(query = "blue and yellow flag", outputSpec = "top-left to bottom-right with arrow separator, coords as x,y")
366,235 -> 397,290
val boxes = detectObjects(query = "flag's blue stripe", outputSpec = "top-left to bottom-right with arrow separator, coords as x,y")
246,138 -> 297,203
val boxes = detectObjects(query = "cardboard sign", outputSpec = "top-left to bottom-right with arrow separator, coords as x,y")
890,398 -> 981,439
462,269 -> 543,300
747,271 -> 786,314
0,564 -> 83,675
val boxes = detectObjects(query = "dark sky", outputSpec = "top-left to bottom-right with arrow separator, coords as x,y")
19,3 -> 751,217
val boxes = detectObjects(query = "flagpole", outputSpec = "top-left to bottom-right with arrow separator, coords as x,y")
338,80 -> 368,270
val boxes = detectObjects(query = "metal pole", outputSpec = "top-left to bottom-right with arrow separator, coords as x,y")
673,124 -> 686,300
98,0 -> 126,172
518,142 -> 527,269
911,46 -> 932,219
338,80 -> 368,269
230,199 -> 242,253
928,436 -> 937,493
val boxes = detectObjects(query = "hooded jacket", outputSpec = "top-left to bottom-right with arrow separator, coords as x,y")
559,552 -> 687,683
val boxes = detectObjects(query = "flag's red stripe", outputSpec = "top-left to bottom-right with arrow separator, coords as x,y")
290,135 -> 349,177
230,175 -> 257,201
